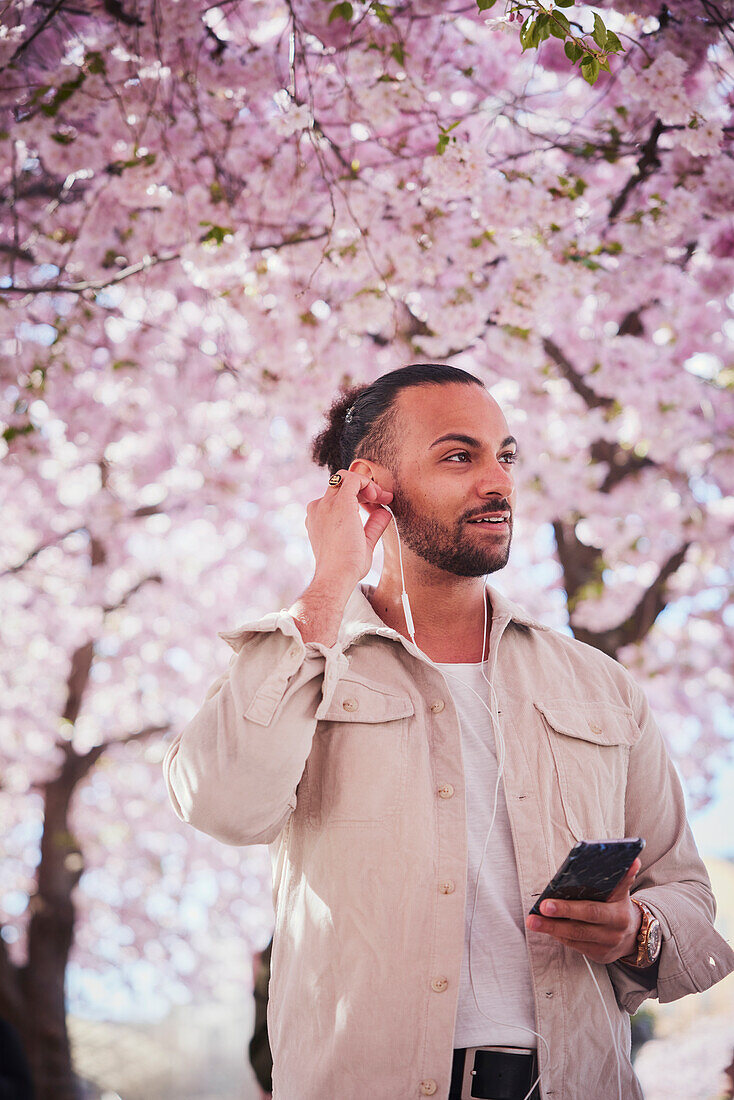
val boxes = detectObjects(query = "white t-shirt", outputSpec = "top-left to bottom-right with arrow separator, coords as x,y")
434,659 -> 537,1050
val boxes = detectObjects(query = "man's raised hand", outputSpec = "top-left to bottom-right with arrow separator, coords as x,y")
289,470 -> 393,646
305,469 -> 393,598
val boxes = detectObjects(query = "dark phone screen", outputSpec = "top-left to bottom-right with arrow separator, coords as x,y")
528,838 -> 644,916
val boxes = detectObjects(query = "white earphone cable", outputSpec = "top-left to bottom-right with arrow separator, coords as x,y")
381,504 -> 622,1100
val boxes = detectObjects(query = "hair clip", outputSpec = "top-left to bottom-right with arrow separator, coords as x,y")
344,404 -> 355,423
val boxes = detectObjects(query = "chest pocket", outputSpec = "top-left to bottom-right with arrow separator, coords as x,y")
302,673 -> 414,828
534,701 -> 639,842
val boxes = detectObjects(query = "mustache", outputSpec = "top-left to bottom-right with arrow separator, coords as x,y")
463,500 -> 512,521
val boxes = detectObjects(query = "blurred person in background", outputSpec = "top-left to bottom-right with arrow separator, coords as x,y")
0,1017 -> 35,1100
249,936 -> 273,1099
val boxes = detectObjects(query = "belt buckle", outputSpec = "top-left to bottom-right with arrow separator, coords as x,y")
460,1045 -> 535,1100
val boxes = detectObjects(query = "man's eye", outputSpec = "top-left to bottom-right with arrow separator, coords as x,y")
445,451 -> 470,462
500,452 -> 518,464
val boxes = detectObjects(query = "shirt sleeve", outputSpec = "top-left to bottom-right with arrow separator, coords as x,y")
606,675 -> 734,1014
163,609 -> 349,846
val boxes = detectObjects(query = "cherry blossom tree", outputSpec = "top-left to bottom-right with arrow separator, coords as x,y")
1,0 -> 732,1096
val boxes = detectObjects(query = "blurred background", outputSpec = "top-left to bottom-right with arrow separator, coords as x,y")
1,0 -> 733,1097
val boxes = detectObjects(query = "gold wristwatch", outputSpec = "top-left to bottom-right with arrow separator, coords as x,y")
621,898 -> 662,969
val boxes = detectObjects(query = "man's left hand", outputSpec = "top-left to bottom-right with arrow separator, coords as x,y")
525,857 -> 643,965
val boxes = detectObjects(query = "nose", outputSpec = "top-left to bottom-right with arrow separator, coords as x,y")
476,456 -> 515,503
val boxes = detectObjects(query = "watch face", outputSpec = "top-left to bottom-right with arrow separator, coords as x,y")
646,920 -> 662,961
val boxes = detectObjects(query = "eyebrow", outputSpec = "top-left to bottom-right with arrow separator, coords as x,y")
429,433 -> 518,451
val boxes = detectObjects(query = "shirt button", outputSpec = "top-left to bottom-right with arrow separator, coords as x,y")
342,698 -> 359,712
419,1080 -> 437,1095
589,721 -> 602,734
288,646 -> 300,659
430,699 -> 445,713
437,784 -> 454,799
430,977 -> 448,992
439,880 -> 455,894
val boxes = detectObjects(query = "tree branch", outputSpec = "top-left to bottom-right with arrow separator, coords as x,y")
608,119 -> 665,223
1,526 -> 88,577
2,230 -> 330,295
5,0 -> 66,68
542,337 -> 614,410
572,542 -> 691,657
1,251 -> 180,296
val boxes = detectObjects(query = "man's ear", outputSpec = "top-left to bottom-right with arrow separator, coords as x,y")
349,458 -> 393,494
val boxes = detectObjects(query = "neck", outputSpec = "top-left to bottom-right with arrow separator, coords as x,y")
368,537 -> 492,662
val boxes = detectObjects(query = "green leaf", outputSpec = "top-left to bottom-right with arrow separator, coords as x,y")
564,40 -> 583,62
535,13 -> 551,41
592,13 -> 607,49
436,133 -> 449,155
390,42 -> 406,65
200,223 -> 234,245
549,11 -> 571,38
519,17 -> 536,50
2,423 -> 35,444
40,72 -> 86,117
605,29 -> 623,52
328,1 -> 353,23
86,51 -> 106,75
372,1 -> 393,24
598,55 -> 611,72
580,54 -> 600,84
555,0 -> 574,6
477,0 -> 498,9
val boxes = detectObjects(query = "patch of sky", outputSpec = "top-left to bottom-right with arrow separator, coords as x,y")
16,321 -> 57,345
95,286 -> 125,309
690,476 -> 722,503
688,758 -> 734,859
163,646 -> 195,674
67,961 -> 171,1022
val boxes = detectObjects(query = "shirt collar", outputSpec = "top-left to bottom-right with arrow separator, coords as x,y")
338,580 -> 549,649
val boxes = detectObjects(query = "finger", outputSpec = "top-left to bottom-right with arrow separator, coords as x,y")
363,503 -> 394,551
539,897 -> 628,927
526,914 -> 615,945
325,470 -> 373,498
358,482 -> 393,506
607,858 -> 641,903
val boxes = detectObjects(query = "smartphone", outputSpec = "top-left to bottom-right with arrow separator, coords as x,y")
528,838 -> 645,917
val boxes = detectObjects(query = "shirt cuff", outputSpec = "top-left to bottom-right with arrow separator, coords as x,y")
217,609 -> 349,727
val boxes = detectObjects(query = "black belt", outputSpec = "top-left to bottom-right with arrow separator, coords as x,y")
449,1045 -> 540,1100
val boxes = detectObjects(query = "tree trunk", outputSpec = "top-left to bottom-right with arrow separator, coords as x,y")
16,751 -> 87,1100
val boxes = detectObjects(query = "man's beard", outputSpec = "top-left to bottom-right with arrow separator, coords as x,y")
389,483 -> 512,577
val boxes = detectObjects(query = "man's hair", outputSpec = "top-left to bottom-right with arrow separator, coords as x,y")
311,363 -> 485,476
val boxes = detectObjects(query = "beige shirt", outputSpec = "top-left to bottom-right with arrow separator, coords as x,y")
164,582 -> 734,1100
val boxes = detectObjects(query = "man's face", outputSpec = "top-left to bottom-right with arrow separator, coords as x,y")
386,383 -> 517,577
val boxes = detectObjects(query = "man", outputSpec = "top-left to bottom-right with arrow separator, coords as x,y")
164,364 -> 734,1100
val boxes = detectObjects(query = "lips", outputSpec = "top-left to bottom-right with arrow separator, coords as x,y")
467,513 -> 511,526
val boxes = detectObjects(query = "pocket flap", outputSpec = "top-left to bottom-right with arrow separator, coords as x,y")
321,674 -> 415,724
534,701 -> 639,747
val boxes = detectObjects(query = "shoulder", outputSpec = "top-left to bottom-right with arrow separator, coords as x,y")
524,621 -> 645,711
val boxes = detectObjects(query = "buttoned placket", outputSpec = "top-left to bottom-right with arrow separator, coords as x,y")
333,590 -> 553,1097
483,617 -> 559,1097
415,607 -> 537,1095
386,610 -> 525,1097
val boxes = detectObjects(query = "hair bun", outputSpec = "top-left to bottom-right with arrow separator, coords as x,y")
310,384 -> 366,474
